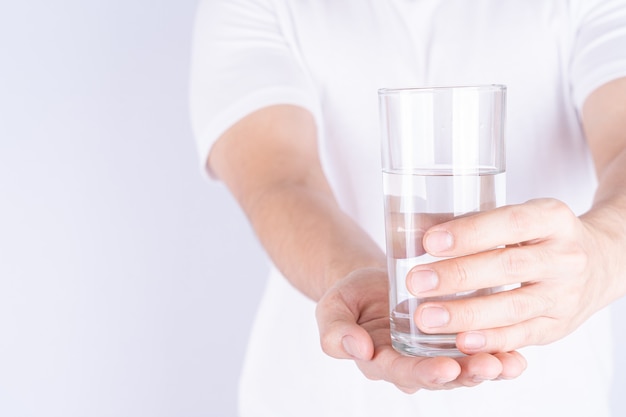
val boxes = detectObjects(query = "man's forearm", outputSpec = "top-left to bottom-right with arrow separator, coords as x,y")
208,105 -> 386,302
579,77 -> 626,305
244,181 -> 386,301
581,148 -> 626,303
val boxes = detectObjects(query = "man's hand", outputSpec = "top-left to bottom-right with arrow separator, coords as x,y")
403,77 -> 626,355
316,267 -> 527,393
404,198 -> 608,354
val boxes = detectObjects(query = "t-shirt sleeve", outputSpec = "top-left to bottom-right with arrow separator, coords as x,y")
570,0 -> 626,111
189,0 -> 319,177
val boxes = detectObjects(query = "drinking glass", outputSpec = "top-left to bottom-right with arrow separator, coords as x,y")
379,85 -> 506,357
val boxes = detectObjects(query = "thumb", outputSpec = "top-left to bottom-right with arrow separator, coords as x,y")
315,290 -> 374,361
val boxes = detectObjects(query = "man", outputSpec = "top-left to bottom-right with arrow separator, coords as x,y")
191,1 -> 626,415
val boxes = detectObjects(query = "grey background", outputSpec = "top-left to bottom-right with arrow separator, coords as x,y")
0,1 -> 624,416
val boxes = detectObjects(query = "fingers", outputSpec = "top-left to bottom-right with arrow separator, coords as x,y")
492,351 -> 528,380
409,239 -> 586,298
422,199 -> 577,257
408,245 -> 540,295
315,277 -> 465,391
407,198 -> 585,298
414,285 -> 553,336
355,348 -> 462,392
457,351 -> 528,383
456,318 -> 559,354
357,349 -> 516,391
317,285 -> 529,391
453,353 -> 503,385
403,199 -> 591,353
316,268 -> 389,361
316,290 -> 500,391
413,281 -> 584,352
359,350 -> 527,393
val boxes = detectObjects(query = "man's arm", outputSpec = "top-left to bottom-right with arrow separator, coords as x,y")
579,76 -> 626,301
208,104 -> 386,301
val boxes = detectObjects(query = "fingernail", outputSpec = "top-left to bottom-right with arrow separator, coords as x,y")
463,332 -> 486,350
496,376 -> 515,381
434,377 -> 455,385
425,231 -> 453,253
409,270 -> 438,294
342,335 -> 363,360
420,306 -> 450,328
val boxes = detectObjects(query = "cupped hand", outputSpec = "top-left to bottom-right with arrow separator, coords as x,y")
315,267 -> 527,393
408,198 -> 612,355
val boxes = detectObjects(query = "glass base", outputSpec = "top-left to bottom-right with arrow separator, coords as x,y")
391,333 -> 465,358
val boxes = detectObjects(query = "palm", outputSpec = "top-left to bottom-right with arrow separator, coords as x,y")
316,267 -> 527,393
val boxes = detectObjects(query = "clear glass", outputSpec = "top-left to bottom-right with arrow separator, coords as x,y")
379,85 -> 507,357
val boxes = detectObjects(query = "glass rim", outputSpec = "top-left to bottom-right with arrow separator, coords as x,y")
378,84 -> 507,95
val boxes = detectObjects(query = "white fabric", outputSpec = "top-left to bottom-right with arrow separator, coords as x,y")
190,1 -> 626,416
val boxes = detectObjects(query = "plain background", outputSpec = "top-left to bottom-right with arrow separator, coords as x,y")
0,1 -> 624,416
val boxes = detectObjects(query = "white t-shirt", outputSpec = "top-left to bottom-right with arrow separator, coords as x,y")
191,1 -> 626,416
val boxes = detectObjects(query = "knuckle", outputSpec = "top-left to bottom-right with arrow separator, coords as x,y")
482,329 -> 509,353
547,198 -> 570,215
531,322 -> 553,346
456,302 -> 480,328
488,319 -> 555,352
450,259 -> 472,289
496,331 -> 513,352
519,322 -> 538,346
465,216 -> 482,245
539,198 -> 576,226
507,293 -> 539,320
547,284 -> 581,319
534,197 -> 565,212
318,331 -> 335,356
500,249 -> 529,277
563,242 -> 589,274
504,287 -> 555,322
500,323 -> 534,351
507,206 -> 533,235
538,293 -> 558,313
